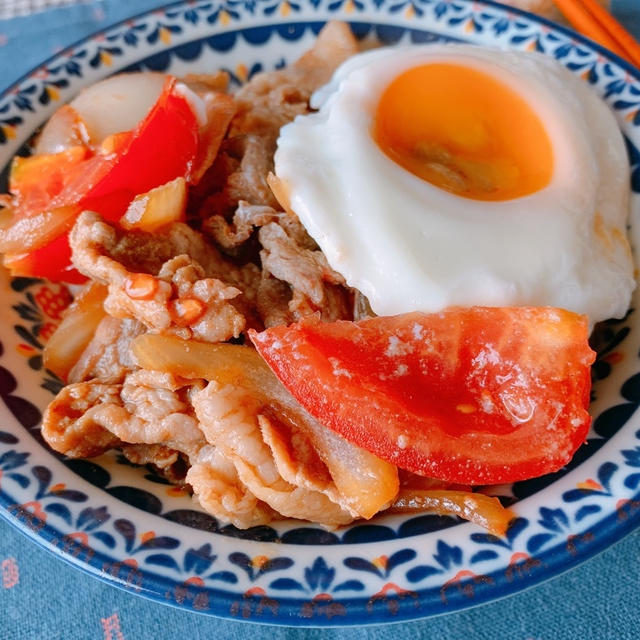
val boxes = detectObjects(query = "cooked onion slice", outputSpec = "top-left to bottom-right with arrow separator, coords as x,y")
132,333 -> 399,519
119,177 -> 187,232
34,105 -> 90,155
43,282 -> 108,381
391,489 -> 513,536
66,73 -> 167,147
0,205 -> 80,253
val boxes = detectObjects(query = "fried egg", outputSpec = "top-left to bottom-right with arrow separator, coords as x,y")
273,46 -> 635,324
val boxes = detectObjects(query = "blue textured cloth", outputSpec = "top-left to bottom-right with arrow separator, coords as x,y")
1,1 -> 640,638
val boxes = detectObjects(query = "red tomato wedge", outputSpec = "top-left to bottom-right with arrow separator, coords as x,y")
249,308 -> 596,484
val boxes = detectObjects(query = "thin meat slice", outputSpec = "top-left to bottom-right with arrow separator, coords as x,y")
288,285 -> 353,324
205,201 -> 279,249
41,382 -> 122,458
187,445 -> 277,528
68,316 -> 145,383
42,371 -> 206,460
132,334 -> 399,521
259,222 -> 346,301
206,201 -> 316,250
259,221 -> 352,321
231,21 -> 359,148
256,270 -> 294,328
258,412 -> 337,497
41,368 -> 274,528
69,212 -> 253,341
198,22 -> 359,219
193,381 -> 355,527
107,254 -> 245,342
42,359 -> 356,528
70,210 -> 260,301
119,443 -> 188,485
225,135 -> 279,208
257,412 -> 396,519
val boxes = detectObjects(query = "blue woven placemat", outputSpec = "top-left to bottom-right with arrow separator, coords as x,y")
0,2 -> 639,638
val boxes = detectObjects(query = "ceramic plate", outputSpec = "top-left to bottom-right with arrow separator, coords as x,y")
1,0 -> 640,626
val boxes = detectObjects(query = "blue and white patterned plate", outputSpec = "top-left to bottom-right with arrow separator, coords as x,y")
1,0 -> 640,626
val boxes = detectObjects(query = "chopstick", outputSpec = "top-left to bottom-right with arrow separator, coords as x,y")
552,0 -> 640,68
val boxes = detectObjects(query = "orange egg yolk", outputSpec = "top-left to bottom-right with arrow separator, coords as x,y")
373,63 -> 554,201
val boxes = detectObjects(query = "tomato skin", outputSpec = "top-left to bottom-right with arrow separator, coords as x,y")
250,307 -> 596,484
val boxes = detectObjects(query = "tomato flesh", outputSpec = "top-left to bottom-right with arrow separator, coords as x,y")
9,146 -> 90,217
250,307 -> 596,484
